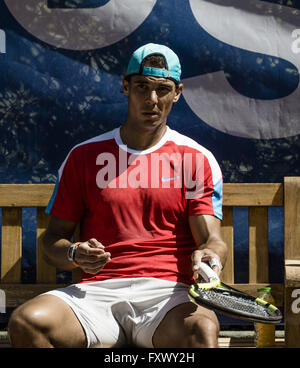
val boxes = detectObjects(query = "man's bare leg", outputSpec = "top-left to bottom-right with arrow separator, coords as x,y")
8,294 -> 87,348
153,302 -> 219,348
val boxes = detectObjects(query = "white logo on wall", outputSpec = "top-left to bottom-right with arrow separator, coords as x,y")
183,0 -> 300,139
4,0 -> 157,50
0,29 -> 6,54
4,0 -> 300,139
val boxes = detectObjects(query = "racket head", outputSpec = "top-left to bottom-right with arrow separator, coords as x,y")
189,280 -> 282,324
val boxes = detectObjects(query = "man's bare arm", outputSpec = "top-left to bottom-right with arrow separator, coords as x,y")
42,216 -> 111,273
189,214 -> 227,276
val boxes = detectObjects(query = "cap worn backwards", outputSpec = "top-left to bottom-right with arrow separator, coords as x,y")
125,43 -> 181,83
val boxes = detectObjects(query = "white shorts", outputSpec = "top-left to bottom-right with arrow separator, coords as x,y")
43,277 -> 191,348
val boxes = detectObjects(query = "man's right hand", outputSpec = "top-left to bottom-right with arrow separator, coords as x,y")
74,238 -> 111,274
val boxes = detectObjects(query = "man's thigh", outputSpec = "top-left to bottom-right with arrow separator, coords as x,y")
10,294 -> 87,348
152,302 -> 219,348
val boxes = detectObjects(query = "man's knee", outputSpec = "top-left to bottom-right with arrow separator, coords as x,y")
187,316 -> 219,348
8,295 -> 87,348
8,303 -> 51,346
153,303 -> 219,348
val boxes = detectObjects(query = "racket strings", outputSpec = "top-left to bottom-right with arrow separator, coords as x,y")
195,287 -> 272,317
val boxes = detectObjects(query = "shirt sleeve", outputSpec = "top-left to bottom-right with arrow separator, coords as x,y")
45,147 -> 85,222
187,151 -> 223,220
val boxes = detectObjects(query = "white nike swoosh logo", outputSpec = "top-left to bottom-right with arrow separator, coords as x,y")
161,176 -> 179,182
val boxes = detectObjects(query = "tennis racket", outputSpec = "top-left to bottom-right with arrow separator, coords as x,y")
188,262 -> 282,324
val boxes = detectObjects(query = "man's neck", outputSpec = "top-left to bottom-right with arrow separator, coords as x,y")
120,123 -> 167,151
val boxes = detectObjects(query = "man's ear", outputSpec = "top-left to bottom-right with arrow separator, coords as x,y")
122,76 -> 129,96
173,83 -> 183,103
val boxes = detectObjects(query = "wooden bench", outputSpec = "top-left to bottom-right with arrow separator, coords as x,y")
1,177 -> 300,348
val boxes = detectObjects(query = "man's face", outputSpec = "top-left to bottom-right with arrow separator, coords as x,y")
122,74 -> 183,130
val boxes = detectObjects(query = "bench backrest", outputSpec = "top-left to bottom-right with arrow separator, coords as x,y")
0,178 -> 299,309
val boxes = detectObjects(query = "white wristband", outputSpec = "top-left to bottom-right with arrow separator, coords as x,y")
67,243 -> 79,262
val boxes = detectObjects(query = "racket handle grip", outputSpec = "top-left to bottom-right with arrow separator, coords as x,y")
198,262 -> 220,282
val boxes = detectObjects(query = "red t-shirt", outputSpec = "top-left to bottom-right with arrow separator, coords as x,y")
46,126 -> 223,285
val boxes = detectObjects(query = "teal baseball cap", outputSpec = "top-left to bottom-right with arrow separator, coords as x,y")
125,43 -> 181,83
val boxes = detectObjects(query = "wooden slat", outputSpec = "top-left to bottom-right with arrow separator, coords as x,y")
218,336 -> 285,348
223,183 -> 283,206
0,283 -> 66,307
284,177 -> 300,260
285,260 -> 300,266
0,183 -> 283,207
1,208 -> 22,283
36,208 -> 56,283
0,184 -> 54,207
285,262 -> 300,287
221,206 -> 234,283
248,207 -> 269,283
